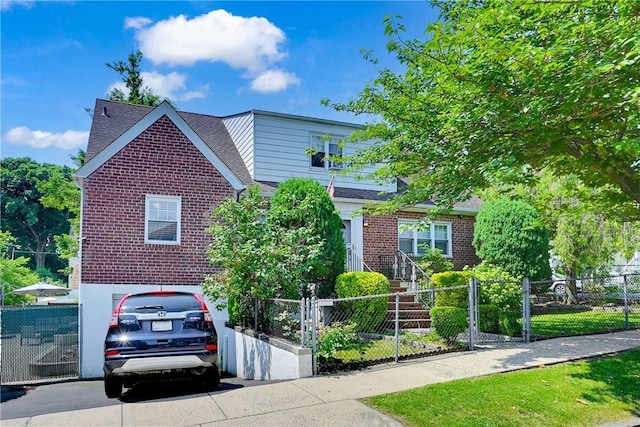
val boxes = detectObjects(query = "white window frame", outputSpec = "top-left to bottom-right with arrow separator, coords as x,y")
398,220 -> 452,257
145,195 -> 181,245
310,134 -> 344,170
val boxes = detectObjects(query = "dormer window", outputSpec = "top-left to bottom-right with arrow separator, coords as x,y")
310,134 -> 344,170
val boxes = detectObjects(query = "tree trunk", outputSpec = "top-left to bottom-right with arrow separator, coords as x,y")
564,266 -> 579,305
33,238 -> 49,271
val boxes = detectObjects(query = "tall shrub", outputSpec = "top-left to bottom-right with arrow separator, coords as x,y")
470,262 -> 522,312
429,306 -> 467,344
473,199 -> 552,281
430,271 -> 472,308
270,178 -> 345,297
202,186 -> 323,328
469,262 -> 523,337
335,272 -> 390,332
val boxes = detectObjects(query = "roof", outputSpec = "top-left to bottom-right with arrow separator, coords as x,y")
79,99 -> 251,188
79,99 -> 479,213
257,180 -> 481,213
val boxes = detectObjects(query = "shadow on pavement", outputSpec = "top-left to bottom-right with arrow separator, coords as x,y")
1,385 -> 29,403
118,378 -> 245,403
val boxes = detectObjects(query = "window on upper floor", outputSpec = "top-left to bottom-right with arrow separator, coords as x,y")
398,220 -> 452,257
145,195 -> 181,245
310,134 -> 344,170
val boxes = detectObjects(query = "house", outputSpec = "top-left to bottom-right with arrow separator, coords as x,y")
74,99 -> 480,378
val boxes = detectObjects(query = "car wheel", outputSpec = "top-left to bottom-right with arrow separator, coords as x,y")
553,283 -> 566,296
104,375 -> 122,398
201,366 -> 220,391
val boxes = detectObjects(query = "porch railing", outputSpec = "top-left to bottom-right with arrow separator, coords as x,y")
346,243 -> 372,272
378,251 -> 428,291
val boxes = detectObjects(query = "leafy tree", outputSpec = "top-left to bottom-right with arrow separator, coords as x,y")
70,148 -> 85,168
0,256 -> 39,305
324,0 -> 640,219
1,158 -> 74,276
202,186 -> 323,328
0,231 -> 38,305
481,171 -> 640,302
269,178 -> 345,297
473,199 -> 551,281
106,50 -> 176,107
37,151 -> 83,261
0,230 -> 15,258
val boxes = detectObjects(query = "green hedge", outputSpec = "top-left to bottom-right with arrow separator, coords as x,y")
479,304 -> 500,334
431,271 -> 472,308
430,306 -> 467,343
499,311 -> 522,337
335,272 -> 390,332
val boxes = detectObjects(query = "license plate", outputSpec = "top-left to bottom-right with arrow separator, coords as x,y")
152,320 -> 172,332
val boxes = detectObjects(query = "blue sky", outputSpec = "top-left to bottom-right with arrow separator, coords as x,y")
1,1 -> 438,167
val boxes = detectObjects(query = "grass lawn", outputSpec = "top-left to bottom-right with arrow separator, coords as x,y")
334,339 -> 415,362
531,311 -> 640,337
363,349 -> 640,427
333,334 -> 464,363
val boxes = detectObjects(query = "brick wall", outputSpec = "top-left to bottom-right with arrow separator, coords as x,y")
81,115 -> 234,285
363,212 -> 480,272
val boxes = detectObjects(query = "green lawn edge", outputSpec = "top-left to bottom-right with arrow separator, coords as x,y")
362,349 -> 640,427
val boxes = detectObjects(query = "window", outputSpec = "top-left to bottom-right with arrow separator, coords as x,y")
398,220 -> 451,257
145,195 -> 181,244
310,134 -> 344,170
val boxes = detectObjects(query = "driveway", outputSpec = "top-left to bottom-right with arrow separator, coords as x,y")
1,375 -> 280,420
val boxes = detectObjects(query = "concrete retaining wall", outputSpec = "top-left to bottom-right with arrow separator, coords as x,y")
223,325 -> 312,380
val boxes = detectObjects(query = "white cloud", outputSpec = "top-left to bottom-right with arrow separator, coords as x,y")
3,127 -> 88,149
250,69 -> 301,94
124,16 -> 152,30
107,71 -> 208,102
0,0 -> 34,11
129,9 -> 300,93
135,10 -> 286,69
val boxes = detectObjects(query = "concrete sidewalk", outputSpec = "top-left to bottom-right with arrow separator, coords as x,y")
5,329 -> 640,427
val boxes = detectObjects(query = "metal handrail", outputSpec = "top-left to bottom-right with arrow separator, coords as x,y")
346,243 -> 372,272
393,251 -> 428,292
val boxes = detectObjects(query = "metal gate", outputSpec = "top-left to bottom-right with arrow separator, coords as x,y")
469,278 -> 525,346
1,305 -> 79,384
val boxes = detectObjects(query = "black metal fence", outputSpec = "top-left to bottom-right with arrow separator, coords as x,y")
1,305 -> 79,384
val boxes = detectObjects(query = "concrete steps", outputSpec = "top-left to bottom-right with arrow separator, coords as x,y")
386,280 -> 431,329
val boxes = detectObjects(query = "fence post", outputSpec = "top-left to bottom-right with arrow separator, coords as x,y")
623,275 -> 630,329
311,297 -> 318,374
254,298 -> 259,332
300,298 -> 306,346
307,297 -> 312,346
394,293 -> 400,363
468,278 -> 476,351
522,278 -> 531,343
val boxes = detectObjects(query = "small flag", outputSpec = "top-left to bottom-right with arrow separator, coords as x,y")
327,175 -> 335,199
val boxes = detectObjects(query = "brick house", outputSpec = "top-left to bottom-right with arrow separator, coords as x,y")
74,99 -> 480,377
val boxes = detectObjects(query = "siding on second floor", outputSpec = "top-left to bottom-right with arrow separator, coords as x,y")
222,112 -> 255,177
223,110 -> 396,193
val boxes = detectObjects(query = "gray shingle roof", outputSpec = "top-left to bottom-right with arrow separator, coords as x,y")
84,99 -> 480,212
255,180 -> 421,202
86,99 -> 253,185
